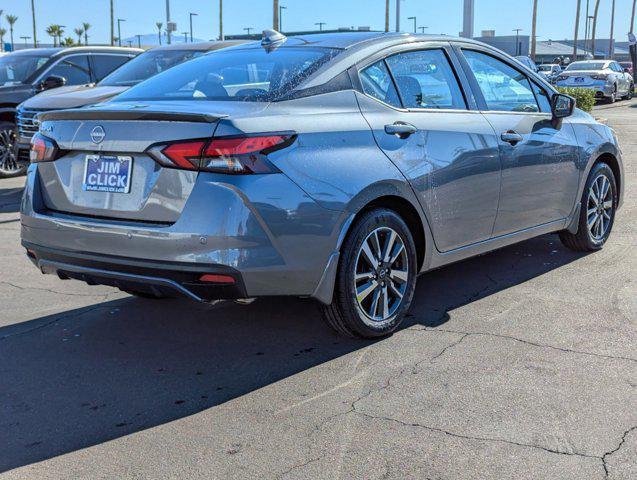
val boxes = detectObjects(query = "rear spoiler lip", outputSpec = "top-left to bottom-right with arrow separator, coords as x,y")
37,109 -> 226,124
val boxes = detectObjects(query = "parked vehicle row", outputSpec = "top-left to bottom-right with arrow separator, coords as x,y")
0,46 -> 142,178
554,59 -> 634,103
21,31 -> 623,338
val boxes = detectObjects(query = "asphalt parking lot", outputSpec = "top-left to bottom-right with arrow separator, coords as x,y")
1,99 -> 635,479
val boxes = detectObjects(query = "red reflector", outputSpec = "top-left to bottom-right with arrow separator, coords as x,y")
204,135 -> 289,157
161,141 -> 206,169
199,274 -> 236,284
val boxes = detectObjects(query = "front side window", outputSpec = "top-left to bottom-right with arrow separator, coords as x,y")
385,49 -> 466,110
46,55 -> 91,85
114,47 -> 341,103
359,60 -> 401,107
463,50 -> 539,113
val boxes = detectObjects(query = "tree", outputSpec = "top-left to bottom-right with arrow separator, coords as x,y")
630,0 -> 636,79
82,22 -> 90,45
156,21 -> 163,45
30,0 -> 37,48
0,28 -> 5,52
573,0 -> 581,60
56,25 -> 65,46
61,37 -> 74,47
385,0 -> 390,32
6,14 -> 17,51
110,0 -> 114,46
219,0 -> 224,40
530,0 -> 538,61
45,25 -> 57,47
74,27 -> 84,45
591,0 -> 601,58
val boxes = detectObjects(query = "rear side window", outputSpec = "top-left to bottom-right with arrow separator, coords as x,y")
46,55 -> 91,85
463,50 -> 539,113
385,49 -> 466,110
91,55 -> 132,81
359,60 -> 401,107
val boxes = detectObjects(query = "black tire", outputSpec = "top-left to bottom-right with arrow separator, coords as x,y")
559,162 -> 617,252
0,121 -> 28,179
322,208 -> 417,338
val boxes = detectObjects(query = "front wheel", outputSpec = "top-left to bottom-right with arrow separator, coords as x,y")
623,83 -> 634,100
559,162 -> 617,252
607,85 -> 617,104
322,208 -> 417,338
0,122 -> 28,179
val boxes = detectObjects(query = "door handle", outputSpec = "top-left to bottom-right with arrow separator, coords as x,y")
385,122 -> 418,138
501,131 -> 524,145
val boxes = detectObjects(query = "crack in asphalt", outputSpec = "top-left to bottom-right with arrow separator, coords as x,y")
601,425 -> 637,479
410,327 -> 637,364
276,454 -> 324,479
0,280 -> 116,299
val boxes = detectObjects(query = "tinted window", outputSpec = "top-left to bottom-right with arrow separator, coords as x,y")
531,82 -> 552,113
100,49 -> 206,87
386,49 -> 466,110
46,55 -> 91,84
359,60 -> 401,107
114,47 -> 341,103
0,55 -> 50,86
566,62 -> 606,71
464,50 -> 538,113
91,55 -> 132,82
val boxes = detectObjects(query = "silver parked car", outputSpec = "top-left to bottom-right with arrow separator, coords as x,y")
555,59 -> 634,103
537,64 -> 562,83
21,32 -> 624,338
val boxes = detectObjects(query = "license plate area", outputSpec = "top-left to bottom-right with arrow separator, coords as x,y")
575,77 -> 585,83
83,155 -> 133,193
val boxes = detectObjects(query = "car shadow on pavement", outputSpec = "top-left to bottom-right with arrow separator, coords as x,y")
0,233 -> 588,472
0,185 -> 23,214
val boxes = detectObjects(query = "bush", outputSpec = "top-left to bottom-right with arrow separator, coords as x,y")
557,87 -> 596,113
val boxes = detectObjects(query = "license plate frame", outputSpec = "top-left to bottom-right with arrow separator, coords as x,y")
83,155 -> 133,194
575,77 -> 585,83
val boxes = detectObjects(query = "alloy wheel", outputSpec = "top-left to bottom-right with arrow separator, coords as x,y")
0,127 -> 20,176
354,226 -> 409,324
586,173 -> 613,242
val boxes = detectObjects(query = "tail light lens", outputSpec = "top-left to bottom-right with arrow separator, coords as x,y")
147,134 -> 295,174
592,74 -> 609,81
30,133 -> 60,163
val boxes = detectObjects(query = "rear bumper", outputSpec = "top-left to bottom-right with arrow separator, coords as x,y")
20,164 -> 344,301
555,82 -> 614,98
23,241 -> 247,301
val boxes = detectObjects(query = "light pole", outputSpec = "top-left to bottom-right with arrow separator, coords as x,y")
219,0 -> 224,41
117,18 -> 125,47
513,28 -> 523,56
165,0 -> 171,44
396,0 -> 402,32
244,27 -> 253,36
608,0 -> 616,58
21,35 -> 31,47
30,0 -> 37,48
135,34 -> 141,48
573,0 -> 581,60
315,22 -> 326,31
418,26 -> 428,34
530,0 -> 538,61
279,5 -> 287,32
584,0 -> 590,51
408,16 -> 417,34
182,31 -> 188,43
189,12 -> 198,43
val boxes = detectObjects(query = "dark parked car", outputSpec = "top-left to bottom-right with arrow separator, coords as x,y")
0,46 -> 142,178
22,32 -> 623,338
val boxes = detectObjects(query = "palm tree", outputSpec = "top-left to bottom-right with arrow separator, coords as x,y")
46,24 -> 57,47
74,27 -> 84,45
156,21 -> 163,45
385,0 -> 390,32
0,28 -> 6,52
530,0 -> 538,61
219,0 -> 224,40
6,14 -> 17,51
61,37 -> 74,47
630,0 -> 636,77
110,0 -> 114,46
30,1 -> 37,47
273,0 -> 279,31
573,0 -> 581,60
82,22 -> 90,45
591,0 -> 601,58
56,25 -> 65,46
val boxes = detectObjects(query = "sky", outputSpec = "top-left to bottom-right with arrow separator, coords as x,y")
2,0 -> 636,47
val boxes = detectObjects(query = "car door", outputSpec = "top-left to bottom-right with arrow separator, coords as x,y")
458,48 -> 581,236
355,45 -> 502,252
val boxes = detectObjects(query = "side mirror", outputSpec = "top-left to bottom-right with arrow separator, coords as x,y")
39,75 -> 66,91
551,93 -> 575,120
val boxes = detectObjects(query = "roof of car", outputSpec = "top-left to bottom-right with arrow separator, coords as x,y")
149,40 -> 248,52
10,46 -> 143,57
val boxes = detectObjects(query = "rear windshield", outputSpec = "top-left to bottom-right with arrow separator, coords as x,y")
113,46 -> 341,103
0,54 -> 50,86
100,49 -> 207,87
566,62 -> 606,71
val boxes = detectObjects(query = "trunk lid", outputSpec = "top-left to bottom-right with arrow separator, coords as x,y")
35,101 -> 269,223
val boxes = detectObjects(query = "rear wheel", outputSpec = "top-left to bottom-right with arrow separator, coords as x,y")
322,208 -> 417,338
0,122 -> 27,179
559,162 -> 617,252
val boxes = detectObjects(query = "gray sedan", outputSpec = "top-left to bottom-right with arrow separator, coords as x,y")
21,32 -> 624,338
555,59 -> 634,102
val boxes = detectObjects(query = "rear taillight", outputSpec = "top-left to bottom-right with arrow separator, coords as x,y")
147,134 -> 294,174
30,133 -> 60,163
